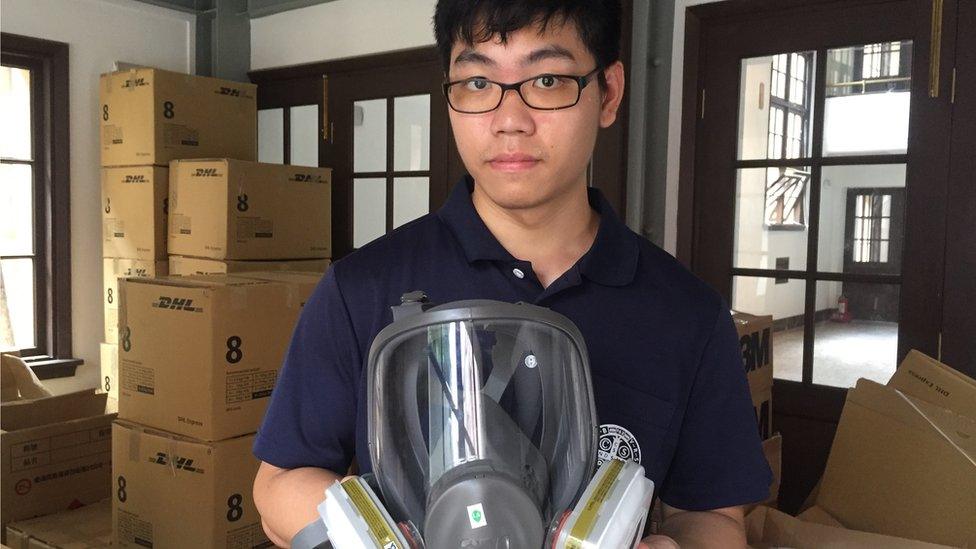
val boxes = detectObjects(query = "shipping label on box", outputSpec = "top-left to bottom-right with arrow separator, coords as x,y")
733,311 -> 774,440
168,159 -> 332,260
99,68 -> 256,167
117,273 -> 319,440
1,391 -> 117,528
103,258 -> 167,344
112,421 -> 270,549
101,167 -> 168,260
168,255 -> 330,276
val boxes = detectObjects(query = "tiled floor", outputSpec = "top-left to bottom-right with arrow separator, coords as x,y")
772,320 -> 899,387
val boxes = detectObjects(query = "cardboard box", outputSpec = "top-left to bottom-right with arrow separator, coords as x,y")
99,343 -> 118,401
5,499 -> 111,548
887,349 -> 976,419
101,166 -> 168,261
103,258 -> 168,344
1,390 -> 116,528
169,255 -> 330,276
117,273 -> 319,440
733,311 -> 773,440
745,506 -> 954,548
168,159 -> 332,260
99,68 -> 256,167
112,421 -> 270,548
816,377 -> 976,547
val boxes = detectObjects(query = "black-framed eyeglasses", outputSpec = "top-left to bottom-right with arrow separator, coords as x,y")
443,67 -> 602,114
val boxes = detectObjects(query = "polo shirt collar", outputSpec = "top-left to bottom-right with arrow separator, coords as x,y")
437,175 -> 639,287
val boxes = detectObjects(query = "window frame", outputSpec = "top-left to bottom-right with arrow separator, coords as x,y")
1,33 -> 72,362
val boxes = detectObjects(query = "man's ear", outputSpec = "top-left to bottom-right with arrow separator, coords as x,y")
599,60 -> 626,129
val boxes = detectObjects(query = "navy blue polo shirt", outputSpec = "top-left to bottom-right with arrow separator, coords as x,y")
254,175 -> 771,511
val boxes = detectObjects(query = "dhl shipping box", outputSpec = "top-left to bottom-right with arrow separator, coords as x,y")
117,272 -> 319,440
816,375 -> 976,547
168,159 -> 332,260
99,68 -> 256,167
112,421 -> 270,549
103,258 -> 168,344
5,499 -> 111,549
99,343 -> 118,401
1,390 -> 116,528
732,311 -> 773,440
169,255 -> 330,276
101,166 -> 168,261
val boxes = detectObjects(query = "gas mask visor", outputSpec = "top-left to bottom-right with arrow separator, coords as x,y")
367,298 -> 598,548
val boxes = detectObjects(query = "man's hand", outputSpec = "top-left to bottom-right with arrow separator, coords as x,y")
639,534 -> 680,548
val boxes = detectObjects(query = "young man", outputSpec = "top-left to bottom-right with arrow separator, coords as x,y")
253,2 -> 771,547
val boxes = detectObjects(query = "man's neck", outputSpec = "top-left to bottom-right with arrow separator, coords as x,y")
471,181 -> 600,288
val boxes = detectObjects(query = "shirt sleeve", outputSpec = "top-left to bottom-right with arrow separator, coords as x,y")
658,304 -> 772,511
252,266 -> 361,474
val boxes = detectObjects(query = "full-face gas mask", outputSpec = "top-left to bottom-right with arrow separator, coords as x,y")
293,293 -> 653,549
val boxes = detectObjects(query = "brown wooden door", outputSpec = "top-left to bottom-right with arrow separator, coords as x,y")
680,0 -> 960,512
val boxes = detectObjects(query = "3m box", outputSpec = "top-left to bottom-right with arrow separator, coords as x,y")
733,311 -> 773,440
103,258 -> 167,344
5,499 -> 111,549
99,343 -> 118,401
101,166 -> 168,261
117,273 -> 319,440
112,421 -> 270,549
169,255 -> 330,276
99,68 -> 256,167
168,159 -> 332,260
1,390 -> 116,528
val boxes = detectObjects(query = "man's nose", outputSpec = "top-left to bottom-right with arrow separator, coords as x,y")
490,87 -> 536,135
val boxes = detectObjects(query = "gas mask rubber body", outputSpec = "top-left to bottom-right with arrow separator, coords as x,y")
292,293 -> 654,549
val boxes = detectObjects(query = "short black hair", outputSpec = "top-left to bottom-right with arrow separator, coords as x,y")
433,0 -> 621,91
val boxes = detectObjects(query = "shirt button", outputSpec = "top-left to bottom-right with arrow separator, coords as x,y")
512,268 -> 525,279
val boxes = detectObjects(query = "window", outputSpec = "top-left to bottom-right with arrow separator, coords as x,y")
767,52 -> 811,160
1,33 -> 71,363
852,192 -> 892,264
764,168 -> 809,228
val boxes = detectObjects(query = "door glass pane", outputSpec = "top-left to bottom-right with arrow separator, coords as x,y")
818,164 -> 906,273
0,65 -> 32,161
824,41 -> 912,156
734,166 -> 810,270
353,99 -> 387,172
0,257 -> 35,350
1,163 -> 33,256
393,94 -> 430,171
737,51 -> 815,160
290,104 -> 318,167
258,108 -> 284,164
732,275 -> 805,382
353,177 -> 386,248
393,177 -> 429,229
813,280 -> 899,387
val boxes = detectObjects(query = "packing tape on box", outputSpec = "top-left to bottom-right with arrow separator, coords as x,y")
230,286 -> 249,311
128,424 -> 141,462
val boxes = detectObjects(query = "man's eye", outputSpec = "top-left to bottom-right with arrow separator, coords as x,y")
533,75 -> 560,89
464,78 -> 490,91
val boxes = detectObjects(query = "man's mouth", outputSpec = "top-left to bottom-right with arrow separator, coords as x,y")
488,153 -> 540,172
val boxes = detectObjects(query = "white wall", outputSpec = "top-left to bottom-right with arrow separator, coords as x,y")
1,0 -> 195,392
250,0 -> 439,71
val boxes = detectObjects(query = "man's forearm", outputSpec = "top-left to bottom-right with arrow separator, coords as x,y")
658,510 -> 748,549
253,464 -> 342,547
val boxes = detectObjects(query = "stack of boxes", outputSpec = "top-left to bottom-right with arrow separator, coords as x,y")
99,67 -> 332,547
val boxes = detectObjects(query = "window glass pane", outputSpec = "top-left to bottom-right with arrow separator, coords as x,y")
734,167 -> 810,270
817,164 -> 905,272
824,41 -> 912,156
0,66 -> 32,161
257,108 -> 284,164
289,104 -> 318,167
0,163 -> 33,256
354,99 -> 387,173
732,275 -> 804,382
0,258 -> 35,350
813,280 -> 899,387
393,177 -> 429,229
393,95 -> 430,171
353,177 -> 386,248
737,51 -> 815,160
